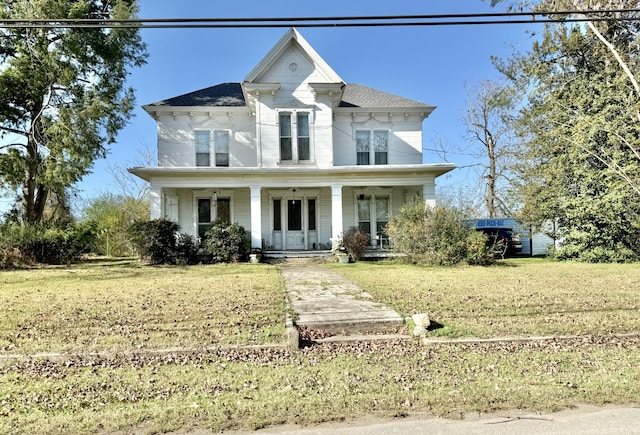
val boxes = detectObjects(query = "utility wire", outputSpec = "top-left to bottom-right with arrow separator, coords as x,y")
0,9 -> 639,29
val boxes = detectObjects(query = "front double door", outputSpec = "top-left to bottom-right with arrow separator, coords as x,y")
273,197 -> 317,250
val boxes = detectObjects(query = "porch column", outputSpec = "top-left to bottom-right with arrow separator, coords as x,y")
331,184 -> 343,242
250,185 -> 262,250
150,186 -> 162,219
423,181 -> 436,209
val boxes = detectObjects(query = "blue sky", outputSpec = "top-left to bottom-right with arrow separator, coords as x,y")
3,0 -> 541,214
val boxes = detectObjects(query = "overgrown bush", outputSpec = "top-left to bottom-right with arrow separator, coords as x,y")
0,221 -> 96,268
128,219 -> 200,265
175,233 -> 199,265
202,219 -> 250,263
386,201 -> 493,266
341,226 -> 370,261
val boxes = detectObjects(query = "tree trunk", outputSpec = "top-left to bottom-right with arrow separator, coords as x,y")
22,105 -> 47,224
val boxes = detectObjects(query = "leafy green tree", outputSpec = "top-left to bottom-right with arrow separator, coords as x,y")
0,0 -> 147,224
82,192 -> 148,256
495,7 -> 640,261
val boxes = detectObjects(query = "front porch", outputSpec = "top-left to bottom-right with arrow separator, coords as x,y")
132,164 -> 449,250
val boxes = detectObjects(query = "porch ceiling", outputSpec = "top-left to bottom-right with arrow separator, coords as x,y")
128,163 -> 455,187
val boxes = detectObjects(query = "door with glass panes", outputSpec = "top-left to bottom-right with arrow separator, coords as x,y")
272,198 -> 317,250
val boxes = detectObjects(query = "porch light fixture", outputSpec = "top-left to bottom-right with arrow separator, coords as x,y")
358,194 -> 365,201
292,189 -> 297,205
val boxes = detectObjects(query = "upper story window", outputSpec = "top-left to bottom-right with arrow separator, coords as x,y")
356,130 -> 389,165
195,131 -> 211,166
214,131 -> 229,167
279,111 -> 312,163
195,130 -> 230,167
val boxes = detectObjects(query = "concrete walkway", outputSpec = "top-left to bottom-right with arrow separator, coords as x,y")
280,260 -> 405,335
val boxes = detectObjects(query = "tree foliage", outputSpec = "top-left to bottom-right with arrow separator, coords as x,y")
81,192 -> 148,256
0,0 -> 147,224
496,3 -> 640,261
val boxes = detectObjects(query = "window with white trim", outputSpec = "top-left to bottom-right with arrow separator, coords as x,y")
195,130 -> 230,167
197,198 -> 212,238
357,194 -> 390,246
355,130 -> 389,165
195,131 -> 210,167
279,111 -> 312,163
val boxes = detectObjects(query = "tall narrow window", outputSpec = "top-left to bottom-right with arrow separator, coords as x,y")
356,131 -> 370,165
195,131 -> 210,166
297,113 -> 310,161
214,131 -> 229,167
357,196 -> 371,234
273,199 -> 282,231
375,197 -> 389,236
197,198 -> 212,238
279,113 -> 292,161
308,198 -> 316,231
216,198 -> 230,223
374,131 -> 388,165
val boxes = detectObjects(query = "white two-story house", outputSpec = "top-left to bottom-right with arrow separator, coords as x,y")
130,28 -> 454,252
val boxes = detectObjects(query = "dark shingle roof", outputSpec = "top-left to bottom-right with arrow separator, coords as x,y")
147,83 -> 246,107
340,84 -> 432,109
146,82 -> 431,110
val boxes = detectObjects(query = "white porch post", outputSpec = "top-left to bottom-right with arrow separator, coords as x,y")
423,181 -> 436,209
331,184 -> 343,242
150,186 -> 162,219
250,185 -> 262,250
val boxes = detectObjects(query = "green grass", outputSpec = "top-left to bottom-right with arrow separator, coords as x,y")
328,258 -> 640,338
1,258 -> 640,433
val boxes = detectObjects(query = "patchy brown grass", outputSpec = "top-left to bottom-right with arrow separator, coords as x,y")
0,259 -> 286,354
328,258 -> 640,338
1,258 -> 640,434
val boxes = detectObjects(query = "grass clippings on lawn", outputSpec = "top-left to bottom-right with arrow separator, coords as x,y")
328,258 -> 640,338
0,260 -> 286,354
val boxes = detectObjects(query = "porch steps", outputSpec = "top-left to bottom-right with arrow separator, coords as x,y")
264,249 -> 399,260
264,249 -> 332,259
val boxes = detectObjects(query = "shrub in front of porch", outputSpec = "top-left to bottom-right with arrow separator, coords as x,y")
340,226 -> 371,261
386,201 -> 493,266
129,219 -> 199,265
202,219 -> 250,263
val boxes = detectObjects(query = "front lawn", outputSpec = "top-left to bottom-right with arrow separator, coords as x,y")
0,259 -> 286,354
328,258 -> 640,338
1,258 -> 639,434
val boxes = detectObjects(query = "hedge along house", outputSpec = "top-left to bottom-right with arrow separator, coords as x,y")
129,28 -> 455,253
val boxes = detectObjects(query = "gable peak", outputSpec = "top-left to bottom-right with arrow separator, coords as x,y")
243,27 -> 344,85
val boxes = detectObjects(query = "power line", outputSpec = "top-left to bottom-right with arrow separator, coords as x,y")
0,9 -> 639,29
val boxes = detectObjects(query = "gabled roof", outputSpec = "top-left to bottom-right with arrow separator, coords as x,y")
145,83 -> 245,108
144,83 -> 433,111
243,28 -> 344,84
340,84 -> 435,110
